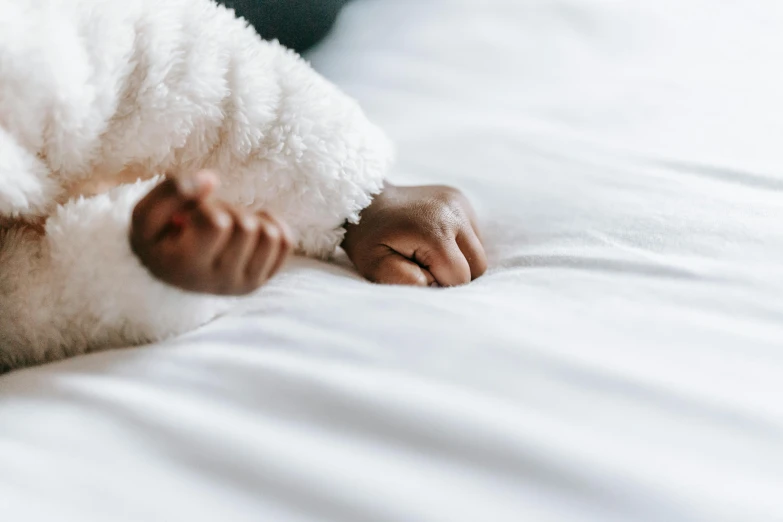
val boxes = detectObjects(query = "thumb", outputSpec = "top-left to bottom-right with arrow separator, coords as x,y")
172,169 -> 219,200
367,251 -> 436,287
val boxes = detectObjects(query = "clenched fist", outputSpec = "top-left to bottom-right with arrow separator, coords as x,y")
130,171 -> 292,295
342,184 -> 487,287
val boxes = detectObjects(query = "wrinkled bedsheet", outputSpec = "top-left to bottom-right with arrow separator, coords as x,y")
2,1 -> 782,521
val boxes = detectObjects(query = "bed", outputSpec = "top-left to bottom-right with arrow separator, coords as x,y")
2,1 -> 782,520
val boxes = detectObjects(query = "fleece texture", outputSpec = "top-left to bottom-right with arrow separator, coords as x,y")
0,0 -> 393,371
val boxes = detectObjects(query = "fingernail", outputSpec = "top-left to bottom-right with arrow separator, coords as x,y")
177,175 -> 199,197
178,170 -> 218,198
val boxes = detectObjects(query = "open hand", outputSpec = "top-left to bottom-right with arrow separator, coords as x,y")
342,184 -> 487,287
130,171 -> 292,295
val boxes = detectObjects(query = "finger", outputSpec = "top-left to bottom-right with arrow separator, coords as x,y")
456,228 -> 488,280
259,211 -> 293,278
131,178 -> 182,242
214,206 -> 259,278
448,188 -> 484,242
173,169 -> 219,199
246,214 -> 282,283
167,171 -> 221,231
368,251 -> 436,287
420,240 -> 472,287
132,171 -> 217,242
186,199 -> 233,263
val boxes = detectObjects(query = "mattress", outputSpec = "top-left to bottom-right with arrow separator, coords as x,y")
2,1 -> 782,521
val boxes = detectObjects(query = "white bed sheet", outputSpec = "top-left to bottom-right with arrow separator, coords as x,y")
2,1 -> 783,521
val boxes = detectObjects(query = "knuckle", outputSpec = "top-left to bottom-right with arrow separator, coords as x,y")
259,222 -> 281,242
209,209 -> 232,232
236,214 -> 259,235
437,184 -> 460,195
437,186 -> 468,215
434,210 -> 458,238
433,185 -> 462,205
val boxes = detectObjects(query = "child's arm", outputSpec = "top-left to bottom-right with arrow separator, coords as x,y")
137,0 -> 394,261
0,0 -> 487,372
1,0 -> 392,260
0,179 -> 239,372
177,2 -> 484,276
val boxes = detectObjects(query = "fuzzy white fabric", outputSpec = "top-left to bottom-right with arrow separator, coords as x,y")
0,0 -> 392,371
1,1 -> 783,521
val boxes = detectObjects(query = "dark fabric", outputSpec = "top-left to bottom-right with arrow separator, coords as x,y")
218,0 -> 351,54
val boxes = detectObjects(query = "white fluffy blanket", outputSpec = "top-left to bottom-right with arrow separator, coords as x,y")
0,0 -> 392,370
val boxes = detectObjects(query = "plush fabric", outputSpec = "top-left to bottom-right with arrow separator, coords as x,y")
0,0 -> 392,371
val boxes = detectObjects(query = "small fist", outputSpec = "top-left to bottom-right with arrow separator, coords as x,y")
342,184 -> 487,287
130,171 -> 292,295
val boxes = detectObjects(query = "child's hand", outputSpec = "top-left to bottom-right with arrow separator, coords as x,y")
342,184 -> 487,287
130,172 -> 292,295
